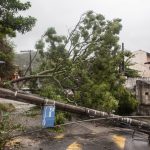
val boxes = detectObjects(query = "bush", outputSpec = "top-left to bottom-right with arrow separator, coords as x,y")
0,103 -> 15,112
0,113 -> 21,149
115,87 -> 138,115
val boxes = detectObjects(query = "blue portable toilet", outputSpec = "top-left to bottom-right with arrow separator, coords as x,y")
42,105 -> 55,128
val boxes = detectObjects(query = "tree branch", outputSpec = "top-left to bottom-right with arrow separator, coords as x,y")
11,75 -> 53,83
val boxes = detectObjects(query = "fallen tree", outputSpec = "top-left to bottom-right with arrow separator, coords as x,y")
0,87 -> 150,132
11,75 -> 53,83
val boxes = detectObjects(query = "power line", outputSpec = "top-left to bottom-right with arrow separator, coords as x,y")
20,50 -> 32,75
8,115 -> 150,138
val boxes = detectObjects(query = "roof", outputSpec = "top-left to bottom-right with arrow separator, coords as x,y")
136,80 -> 150,85
132,50 -> 150,55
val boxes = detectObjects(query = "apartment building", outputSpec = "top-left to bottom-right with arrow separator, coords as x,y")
130,50 -> 150,77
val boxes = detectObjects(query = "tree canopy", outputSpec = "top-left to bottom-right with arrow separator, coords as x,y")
0,0 -> 36,38
0,0 -> 36,80
35,11 -> 137,114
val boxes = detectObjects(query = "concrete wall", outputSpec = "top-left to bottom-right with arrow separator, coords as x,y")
125,78 -> 150,115
137,105 -> 150,115
136,80 -> 150,105
125,77 -> 150,90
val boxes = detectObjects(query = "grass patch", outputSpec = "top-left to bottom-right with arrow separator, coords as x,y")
47,126 -> 64,133
24,106 -> 41,117
0,103 -> 15,112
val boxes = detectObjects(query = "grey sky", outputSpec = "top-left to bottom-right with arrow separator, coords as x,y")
14,0 -> 150,52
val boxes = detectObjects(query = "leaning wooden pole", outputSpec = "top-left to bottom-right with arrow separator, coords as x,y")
11,75 -> 53,83
0,87 -> 150,131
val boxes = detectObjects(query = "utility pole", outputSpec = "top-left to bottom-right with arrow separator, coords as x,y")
0,61 -> 5,82
1,87 -> 150,136
20,50 -> 32,75
121,42 -> 125,74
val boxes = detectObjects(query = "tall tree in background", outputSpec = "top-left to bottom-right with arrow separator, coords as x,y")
36,11 -> 137,114
123,51 -> 140,77
0,0 -> 36,80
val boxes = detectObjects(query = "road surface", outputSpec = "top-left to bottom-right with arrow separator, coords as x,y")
0,98 -> 150,150
6,123 -> 149,150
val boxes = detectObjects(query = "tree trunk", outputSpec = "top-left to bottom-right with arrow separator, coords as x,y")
0,87 -> 150,132
0,111 -> 3,123
11,75 -> 53,83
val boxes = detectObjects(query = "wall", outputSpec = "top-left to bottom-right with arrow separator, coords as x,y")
125,77 -> 150,90
130,50 -> 150,77
136,80 -> 150,105
125,78 -> 150,115
137,105 -> 150,115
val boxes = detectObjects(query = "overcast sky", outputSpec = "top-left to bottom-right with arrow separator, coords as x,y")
14,0 -> 150,52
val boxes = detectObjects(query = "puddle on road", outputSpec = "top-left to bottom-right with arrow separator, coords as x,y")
112,135 -> 126,149
67,141 -> 82,150
54,134 -> 65,139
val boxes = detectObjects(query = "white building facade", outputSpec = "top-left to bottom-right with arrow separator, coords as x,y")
130,50 -> 150,77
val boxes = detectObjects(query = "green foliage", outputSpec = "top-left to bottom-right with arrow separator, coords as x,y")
0,39 -> 15,80
0,0 -> 36,38
0,0 -> 36,81
55,111 -> 71,126
124,50 -> 140,77
125,68 -> 140,77
115,86 -> 138,115
0,113 -> 21,149
25,106 -> 40,117
39,85 -> 71,125
55,111 -> 65,125
35,11 -> 137,114
0,103 -> 15,112
40,85 -> 63,101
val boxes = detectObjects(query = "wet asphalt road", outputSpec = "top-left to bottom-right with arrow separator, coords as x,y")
42,132 -> 150,150
1,98 -> 150,150
124,135 -> 150,150
19,124 -> 150,150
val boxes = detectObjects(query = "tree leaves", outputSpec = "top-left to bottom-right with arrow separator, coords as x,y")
0,0 -> 36,80
0,0 -> 36,37
35,11 -> 137,114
